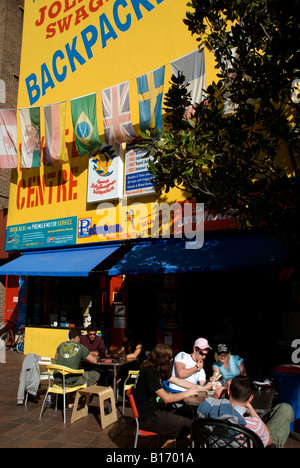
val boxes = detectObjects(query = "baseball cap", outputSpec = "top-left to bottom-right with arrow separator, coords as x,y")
194,338 -> 212,350
217,343 -> 229,354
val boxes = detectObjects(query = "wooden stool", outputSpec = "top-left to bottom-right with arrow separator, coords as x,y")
71,385 -> 118,429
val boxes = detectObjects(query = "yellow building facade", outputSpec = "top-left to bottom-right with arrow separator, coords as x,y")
6,0 -> 217,248
1,1 -> 289,361
1,0 -> 220,354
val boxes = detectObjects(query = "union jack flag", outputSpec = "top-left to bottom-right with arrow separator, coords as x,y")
101,81 -> 136,146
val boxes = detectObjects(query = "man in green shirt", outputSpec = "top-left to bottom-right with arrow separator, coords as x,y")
55,328 -> 100,388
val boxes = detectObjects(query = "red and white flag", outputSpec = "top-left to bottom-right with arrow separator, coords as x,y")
19,107 -> 41,168
0,109 -> 18,168
101,81 -> 136,146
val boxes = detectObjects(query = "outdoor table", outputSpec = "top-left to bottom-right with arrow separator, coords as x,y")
95,358 -> 138,401
184,391 -> 207,407
184,387 -> 275,415
183,391 -> 207,418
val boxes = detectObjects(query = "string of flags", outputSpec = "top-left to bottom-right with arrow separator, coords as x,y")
0,50 -> 206,170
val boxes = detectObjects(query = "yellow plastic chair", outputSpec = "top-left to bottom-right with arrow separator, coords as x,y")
122,370 -> 139,415
39,364 -> 87,424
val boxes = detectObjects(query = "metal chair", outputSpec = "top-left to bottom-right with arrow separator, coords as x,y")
39,364 -> 87,424
127,386 -> 160,448
122,370 -> 139,414
191,418 -> 264,448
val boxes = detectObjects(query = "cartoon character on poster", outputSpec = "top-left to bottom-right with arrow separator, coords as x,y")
87,144 -> 123,203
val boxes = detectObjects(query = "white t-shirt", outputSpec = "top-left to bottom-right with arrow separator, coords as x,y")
169,351 -> 206,391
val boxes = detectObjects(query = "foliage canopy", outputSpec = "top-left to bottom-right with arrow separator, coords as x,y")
142,0 -> 300,248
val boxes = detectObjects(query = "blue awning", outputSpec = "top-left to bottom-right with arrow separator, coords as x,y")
0,244 -> 121,277
108,234 -> 287,275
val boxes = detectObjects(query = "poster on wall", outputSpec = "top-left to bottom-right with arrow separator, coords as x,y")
87,144 -> 124,203
114,305 -> 126,329
125,147 -> 157,197
5,217 -> 77,251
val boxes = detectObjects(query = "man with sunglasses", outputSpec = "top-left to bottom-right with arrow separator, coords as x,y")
80,324 -> 105,358
169,338 -> 213,392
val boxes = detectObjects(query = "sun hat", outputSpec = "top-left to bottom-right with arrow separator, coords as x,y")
217,343 -> 229,355
194,337 -> 212,350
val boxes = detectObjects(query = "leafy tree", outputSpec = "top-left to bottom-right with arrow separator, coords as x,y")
142,0 -> 300,249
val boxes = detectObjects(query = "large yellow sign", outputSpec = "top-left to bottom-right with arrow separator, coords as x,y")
19,0 -> 199,108
6,0 -> 216,250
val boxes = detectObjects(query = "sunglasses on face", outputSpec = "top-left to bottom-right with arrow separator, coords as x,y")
196,347 -> 208,357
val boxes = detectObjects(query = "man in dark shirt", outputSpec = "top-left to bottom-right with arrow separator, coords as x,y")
80,324 -> 105,357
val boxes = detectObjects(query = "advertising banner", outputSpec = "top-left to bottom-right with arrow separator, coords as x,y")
125,147 -> 156,197
5,217 -> 77,251
87,144 -> 124,203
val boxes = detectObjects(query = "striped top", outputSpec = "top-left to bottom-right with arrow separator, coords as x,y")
233,405 -> 270,447
244,417 -> 270,447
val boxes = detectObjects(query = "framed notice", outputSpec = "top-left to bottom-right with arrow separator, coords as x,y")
114,305 -> 126,328
113,292 -> 124,304
125,147 -> 156,197
87,144 -> 124,203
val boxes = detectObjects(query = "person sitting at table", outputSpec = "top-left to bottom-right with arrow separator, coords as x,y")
113,329 -> 145,392
169,337 -> 212,392
109,329 -> 143,362
197,375 -> 294,448
212,343 -> 247,382
55,328 -> 100,407
133,343 -> 210,448
80,324 -> 105,358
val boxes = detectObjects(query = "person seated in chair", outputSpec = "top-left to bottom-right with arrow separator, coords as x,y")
170,337 -> 212,392
80,324 -> 105,358
197,375 -> 294,448
55,328 -> 100,406
133,343 -> 212,448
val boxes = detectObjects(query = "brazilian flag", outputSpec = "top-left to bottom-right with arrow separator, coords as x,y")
71,93 -> 100,157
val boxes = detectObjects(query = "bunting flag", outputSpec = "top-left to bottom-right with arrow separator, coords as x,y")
171,49 -> 206,113
19,107 -> 41,168
101,81 -> 136,146
137,66 -> 165,132
44,102 -> 68,165
0,109 -> 18,169
71,93 -> 100,157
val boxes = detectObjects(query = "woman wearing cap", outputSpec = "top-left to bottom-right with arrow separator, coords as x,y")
169,338 -> 213,392
212,344 -> 247,382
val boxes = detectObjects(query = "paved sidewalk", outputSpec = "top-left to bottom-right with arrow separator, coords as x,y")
0,351 -> 152,449
0,351 -> 299,449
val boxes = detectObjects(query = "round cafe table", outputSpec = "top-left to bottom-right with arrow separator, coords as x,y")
184,391 -> 207,407
181,391 -> 207,419
184,387 -> 275,415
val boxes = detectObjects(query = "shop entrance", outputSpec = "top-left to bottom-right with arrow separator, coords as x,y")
127,278 -> 159,354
